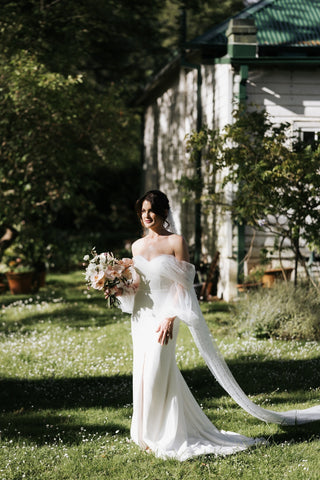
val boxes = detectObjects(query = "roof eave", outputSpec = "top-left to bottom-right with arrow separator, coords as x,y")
134,55 -> 181,107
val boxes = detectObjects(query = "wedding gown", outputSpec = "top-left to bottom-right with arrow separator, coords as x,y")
119,254 -> 320,461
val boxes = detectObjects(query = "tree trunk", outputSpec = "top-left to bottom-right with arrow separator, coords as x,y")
291,230 -> 300,286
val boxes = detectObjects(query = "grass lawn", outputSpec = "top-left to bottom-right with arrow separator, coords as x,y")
0,271 -> 320,479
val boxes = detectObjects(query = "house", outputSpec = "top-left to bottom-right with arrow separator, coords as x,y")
137,0 -> 320,300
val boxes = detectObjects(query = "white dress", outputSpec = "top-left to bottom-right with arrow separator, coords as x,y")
120,254 -> 320,461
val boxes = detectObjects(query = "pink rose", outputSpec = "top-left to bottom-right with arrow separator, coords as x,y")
119,258 -> 133,267
121,266 -> 133,281
104,265 -> 119,280
123,269 -> 140,293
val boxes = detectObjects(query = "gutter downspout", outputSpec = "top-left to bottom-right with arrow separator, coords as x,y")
180,7 -> 202,269
237,65 -> 248,283
226,18 -> 257,283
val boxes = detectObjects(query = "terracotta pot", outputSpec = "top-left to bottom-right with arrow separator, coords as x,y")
6,271 -> 34,294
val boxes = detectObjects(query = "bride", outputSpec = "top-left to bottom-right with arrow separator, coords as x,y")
119,189 -> 320,461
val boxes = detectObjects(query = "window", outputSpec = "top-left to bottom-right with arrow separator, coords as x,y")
299,129 -> 319,151
302,131 -> 317,144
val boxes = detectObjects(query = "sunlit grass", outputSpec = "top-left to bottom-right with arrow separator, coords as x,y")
0,272 -> 319,479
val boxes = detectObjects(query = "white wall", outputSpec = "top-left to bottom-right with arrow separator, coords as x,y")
247,67 -> 320,127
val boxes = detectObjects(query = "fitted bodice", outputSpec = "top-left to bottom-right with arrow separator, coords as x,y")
134,255 -> 176,291
132,255 -> 178,318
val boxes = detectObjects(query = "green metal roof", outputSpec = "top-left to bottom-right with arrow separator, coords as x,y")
190,0 -> 320,48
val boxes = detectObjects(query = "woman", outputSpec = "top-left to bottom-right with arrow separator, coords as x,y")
120,190 -> 320,461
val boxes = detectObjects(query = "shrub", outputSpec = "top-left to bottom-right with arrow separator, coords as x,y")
233,283 -> 320,340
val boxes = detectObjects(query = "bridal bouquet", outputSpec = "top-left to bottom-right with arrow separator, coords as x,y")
84,248 -> 139,307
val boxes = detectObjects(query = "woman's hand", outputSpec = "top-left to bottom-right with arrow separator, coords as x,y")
156,316 -> 176,345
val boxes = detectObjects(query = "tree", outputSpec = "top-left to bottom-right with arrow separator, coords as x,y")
0,1 -> 247,93
0,0 -> 167,96
0,0 -> 249,267
0,50 -> 140,266
182,108 -> 320,284
159,0 -> 244,52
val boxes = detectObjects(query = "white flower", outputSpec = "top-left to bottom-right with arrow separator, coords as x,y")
91,271 -> 106,290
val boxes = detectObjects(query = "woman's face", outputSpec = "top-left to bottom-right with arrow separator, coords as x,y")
141,200 -> 163,230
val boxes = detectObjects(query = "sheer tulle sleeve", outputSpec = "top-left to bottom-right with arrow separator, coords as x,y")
157,260 -> 199,325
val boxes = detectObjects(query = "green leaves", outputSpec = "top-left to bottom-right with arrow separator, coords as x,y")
0,48 -> 140,265
182,107 -> 320,275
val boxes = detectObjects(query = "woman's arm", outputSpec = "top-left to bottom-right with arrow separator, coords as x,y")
170,234 -> 190,262
157,235 -> 189,345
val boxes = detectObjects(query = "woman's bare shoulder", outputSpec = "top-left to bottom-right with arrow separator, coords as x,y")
131,237 -> 145,256
168,233 -> 186,246
168,234 -> 189,261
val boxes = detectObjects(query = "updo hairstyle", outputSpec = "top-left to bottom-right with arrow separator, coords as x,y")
135,190 -> 170,225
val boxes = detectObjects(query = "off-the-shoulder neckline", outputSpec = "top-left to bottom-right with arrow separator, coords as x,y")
133,254 -> 192,266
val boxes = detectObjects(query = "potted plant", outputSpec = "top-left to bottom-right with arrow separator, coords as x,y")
1,245 -> 35,294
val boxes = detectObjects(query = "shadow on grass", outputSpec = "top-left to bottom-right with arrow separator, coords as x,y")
182,357 -> 320,399
0,373 -> 132,446
2,407 -> 318,450
0,359 -> 319,448
0,375 -> 132,412
269,426 -> 320,443
1,357 -> 319,413
0,411 -> 130,446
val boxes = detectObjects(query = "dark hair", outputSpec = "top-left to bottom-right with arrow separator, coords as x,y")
135,190 -> 170,223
